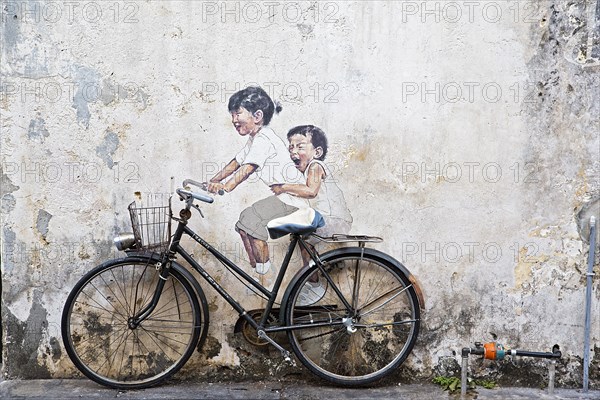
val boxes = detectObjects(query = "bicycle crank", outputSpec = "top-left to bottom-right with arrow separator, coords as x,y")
257,330 -> 296,366
234,309 -> 279,347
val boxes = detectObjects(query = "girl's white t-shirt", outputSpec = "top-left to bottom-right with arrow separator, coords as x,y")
235,126 -> 307,208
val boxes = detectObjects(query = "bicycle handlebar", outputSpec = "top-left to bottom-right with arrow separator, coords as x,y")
177,179 -> 225,204
182,178 -> 205,191
176,188 -> 214,204
183,179 -> 225,196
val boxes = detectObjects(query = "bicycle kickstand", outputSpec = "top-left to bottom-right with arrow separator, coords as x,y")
257,330 -> 296,366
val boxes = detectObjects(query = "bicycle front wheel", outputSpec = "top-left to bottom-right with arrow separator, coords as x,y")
284,251 -> 420,386
61,258 -> 201,389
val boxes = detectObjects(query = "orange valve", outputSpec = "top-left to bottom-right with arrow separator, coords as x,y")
483,342 -> 506,361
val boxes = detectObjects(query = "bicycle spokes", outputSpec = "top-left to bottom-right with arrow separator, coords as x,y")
285,252 -> 420,385
62,260 -> 201,389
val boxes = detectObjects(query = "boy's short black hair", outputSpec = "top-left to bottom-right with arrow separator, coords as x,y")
287,125 -> 328,161
228,86 -> 281,125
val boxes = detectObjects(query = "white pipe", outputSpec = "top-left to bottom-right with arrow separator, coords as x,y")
548,360 -> 556,394
583,216 -> 596,392
461,355 -> 468,398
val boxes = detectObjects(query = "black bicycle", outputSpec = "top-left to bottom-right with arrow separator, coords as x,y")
61,179 -> 422,389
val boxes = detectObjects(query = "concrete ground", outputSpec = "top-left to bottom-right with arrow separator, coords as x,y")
0,379 -> 598,400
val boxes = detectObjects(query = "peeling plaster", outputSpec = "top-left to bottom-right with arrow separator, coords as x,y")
95,130 -> 120,168
1,1 -> 57,79
0,167 -> 20,194
35,209 -> 52,241
1,193 -> 17,214
2,227 -> 17,274
2,3 -> 22,60
71,65 -> 102,128
27,117 -> 50,142
23,43 -> 50,78
3,290 -> 52,378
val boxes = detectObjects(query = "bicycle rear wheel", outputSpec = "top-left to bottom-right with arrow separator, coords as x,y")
61,258 -> 201,389
284,251 -> 420,386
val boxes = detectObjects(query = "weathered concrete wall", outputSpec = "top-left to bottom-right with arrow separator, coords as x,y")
1,0 -> 599,387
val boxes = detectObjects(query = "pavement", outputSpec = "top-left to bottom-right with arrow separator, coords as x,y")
0,379 -> 599,400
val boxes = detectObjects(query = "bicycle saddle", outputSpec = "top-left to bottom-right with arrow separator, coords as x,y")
267,208 -> 325,239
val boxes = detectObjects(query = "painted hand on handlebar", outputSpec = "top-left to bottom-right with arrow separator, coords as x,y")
207,181 -> 226,194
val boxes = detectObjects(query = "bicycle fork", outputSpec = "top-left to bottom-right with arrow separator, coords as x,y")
129,259 -> 172,328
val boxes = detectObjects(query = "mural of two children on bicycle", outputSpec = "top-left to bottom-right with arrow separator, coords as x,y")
206,86 -> 353,303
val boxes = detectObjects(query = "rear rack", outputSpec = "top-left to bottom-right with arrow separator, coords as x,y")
310,234 -> 383,244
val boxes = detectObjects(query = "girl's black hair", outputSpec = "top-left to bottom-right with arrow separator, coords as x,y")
287,125 -> 328,161
228,86 -> 281,125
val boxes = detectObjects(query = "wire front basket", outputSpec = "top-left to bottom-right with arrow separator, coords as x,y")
128,200 -> 172,253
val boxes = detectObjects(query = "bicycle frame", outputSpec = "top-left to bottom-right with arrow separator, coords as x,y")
130,212 -> 352,339
176,222 -> 298,331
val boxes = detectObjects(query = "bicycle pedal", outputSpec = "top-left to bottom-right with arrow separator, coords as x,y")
283,355 -> 296,366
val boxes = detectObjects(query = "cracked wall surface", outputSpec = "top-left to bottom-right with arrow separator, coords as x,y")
0,0 -> 599,387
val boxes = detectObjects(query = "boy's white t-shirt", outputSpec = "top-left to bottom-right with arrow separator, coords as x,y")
235,126 -> 307,208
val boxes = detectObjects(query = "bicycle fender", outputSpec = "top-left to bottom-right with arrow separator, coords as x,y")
279,247 -> 424,322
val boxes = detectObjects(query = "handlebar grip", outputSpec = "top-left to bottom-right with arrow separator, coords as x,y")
176,188 -> 214,204
182,179 -> 224,195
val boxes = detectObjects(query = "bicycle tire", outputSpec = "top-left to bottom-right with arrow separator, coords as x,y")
61,257 -> 201,389
284,250 -> 420,386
